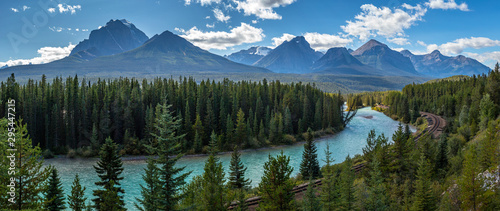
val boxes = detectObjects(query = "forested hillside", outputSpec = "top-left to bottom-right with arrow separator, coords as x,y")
340,64 -> 500,210
0,74 -> 345,155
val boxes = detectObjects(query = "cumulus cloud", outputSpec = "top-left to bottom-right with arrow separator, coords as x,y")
272,33 -> 295,46
425,0 -> 469,11
465,52 -> 500,64
176,22 -> 265,50
341,4 -> 427,41
11,8 -> 19,12
48,4 -> 81,14
205,16 -> 211,19
387,37 -> 410,45
252,20 -> 258,24
422,37 -> 500,55
206,23 -> 215,28
233,0 -> 296,20
271,33 -> 353,51
303,33 -> 353,51
213,8 -> 231,22
22,5 -> 30,11
0,44 -> 75,67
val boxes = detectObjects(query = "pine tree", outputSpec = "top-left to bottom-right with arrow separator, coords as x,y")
229,146 -> 251,189
149,103 -> 190,210
92,138 -> 125,210
69,174 -> 87,211
410,154 -> 435,211
366,158 -> 388,211
201,132 -> 228,210
258,151 -> 295,210
459,145 -> 485,211
135,158 -> 160,210
0,120 -> 51,210
300,128 -> 321,179
100,180 -> 125,211
44,168 -> 66,211
193,114 -> 204,153
235,108 -> 248,147
320,143 -> 338,210
302,178 -> 320,211
339,155 -> 355,210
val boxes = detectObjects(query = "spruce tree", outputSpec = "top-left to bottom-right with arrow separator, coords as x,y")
459,145 -> 485,211
0,120 -> 52,210
300,128 -> 321,179
44,168 -> 66,211
201,132 -> 228,210
411,153 -> 435,211
302,178 -> 320,211
92,137 -> 125,210
69,174 -> 87,211
135,158 -> 160,210
100,180 -> 125,211
258,151 -> 295,210
320,143 -> 338,210
148,103 -> 190,210
366,158 -> 388,211
229,146 -> 251,189
339,155 -> 355,210
235,108 -> 248,147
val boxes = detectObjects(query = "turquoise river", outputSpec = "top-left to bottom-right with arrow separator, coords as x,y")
44,107 -> 415,210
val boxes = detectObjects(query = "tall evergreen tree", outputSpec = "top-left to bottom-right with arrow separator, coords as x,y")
149,103 -> 190,210
201,132 -> 228,210
258,151 -> 295,210
300,128 -> 321,179
69,174 -> 87,211
339,155 -> 355,210
135,158 -> 160,211
44,168 -> 66,211
459,145 -> 486,211
92,138 -> 125,210
320,143 -> 338,210
100,180 -> 125,211
302,178 -> 320,211
229,146 -> 251,189
411,153 -> 435,211
235,108 -> 248,147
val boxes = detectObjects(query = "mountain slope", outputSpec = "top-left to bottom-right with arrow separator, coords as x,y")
70,19 -> 149,58
254,36 -> 323,74
352,39 -> 419,76
1,30 -> 270,80
401,50 -> 491,77
225,46 -> 272,65
311,47 -> 383,75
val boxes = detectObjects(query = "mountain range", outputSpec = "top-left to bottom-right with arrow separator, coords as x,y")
0,19 -> 492,87
400,50 -> 490,77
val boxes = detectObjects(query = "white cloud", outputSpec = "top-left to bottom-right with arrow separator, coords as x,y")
252,20 -> 258,24
387,37 -> 410,45
0,44 -> 75,67
213,8 -> 231,22
465,52 -> 500,64
11,8 -> 19,12
57,4 -> 81,14
341,4 -> 427,41
49,26 -> 63,32
185,0 -> 221,6
206,23 -> 215,28
272,33 -> 295,46
425,0 -> 469,11
422,37 -> 500,55
177,22 -> 265,50
205,16 -> 211,19
48,8 -> 56,13
22,6 -> 30,11
271,33 -> 352,51
233,0 -> 296,20
417,40 -> 427,46
82,29 -> 89,32
392,47 -> 406,52
303,33 -> 353,51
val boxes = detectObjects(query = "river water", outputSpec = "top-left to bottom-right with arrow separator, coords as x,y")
44,107 -> 414,210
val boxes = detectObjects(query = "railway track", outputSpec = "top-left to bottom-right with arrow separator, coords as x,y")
229,112 -> 446,210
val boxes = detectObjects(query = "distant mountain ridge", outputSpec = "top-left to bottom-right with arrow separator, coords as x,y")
70,19 -> 149,59
254,36 -> 323,74
225,46 -> 272,65
311,47 -> 383,75
400,49 -> 490,77
352,39 -> 420,76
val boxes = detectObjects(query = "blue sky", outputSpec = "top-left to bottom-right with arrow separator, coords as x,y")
2,0 -> 500,68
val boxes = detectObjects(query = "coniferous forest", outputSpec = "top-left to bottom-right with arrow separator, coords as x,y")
0,74 -> 345,156
0,66 -> 499,210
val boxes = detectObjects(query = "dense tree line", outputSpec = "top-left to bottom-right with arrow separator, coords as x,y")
0,74 -> 345,155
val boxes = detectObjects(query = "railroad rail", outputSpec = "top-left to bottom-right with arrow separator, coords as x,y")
228,112 -> 446,210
